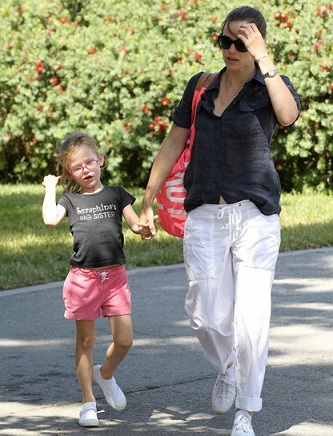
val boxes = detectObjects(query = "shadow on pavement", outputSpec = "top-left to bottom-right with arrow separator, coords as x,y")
1,249 -> 333,435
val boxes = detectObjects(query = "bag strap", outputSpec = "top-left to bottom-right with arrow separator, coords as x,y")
191,72 -> 217,122
195,71 -> 216,91
188,72 -> 217,147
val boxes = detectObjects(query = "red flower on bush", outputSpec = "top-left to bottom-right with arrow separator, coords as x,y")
88,47 -> 97,55
149,116 -> 168,133
274,12 -> 289,21
59,17 -> 69,24
315,5 -> 332,17
141,104 -> 150,112
35,61 -> 44,74
313,40 -> 323,52
50,77 -> 59,86
161,97 -> 170,106
172,9 -> 188,20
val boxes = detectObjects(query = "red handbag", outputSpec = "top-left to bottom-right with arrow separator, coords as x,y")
156,72 -> 216,238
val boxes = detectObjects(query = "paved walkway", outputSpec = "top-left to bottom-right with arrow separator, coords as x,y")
1,247 -> 333,435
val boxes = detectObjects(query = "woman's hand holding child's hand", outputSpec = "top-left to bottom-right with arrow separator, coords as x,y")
137,215 -> 159,240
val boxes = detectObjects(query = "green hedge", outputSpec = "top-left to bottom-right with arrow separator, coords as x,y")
0,0 -> 332,190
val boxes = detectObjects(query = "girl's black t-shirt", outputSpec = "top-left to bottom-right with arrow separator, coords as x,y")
58,186 -> 135,268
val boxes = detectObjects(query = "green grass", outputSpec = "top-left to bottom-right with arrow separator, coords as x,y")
1,184 -> 333,290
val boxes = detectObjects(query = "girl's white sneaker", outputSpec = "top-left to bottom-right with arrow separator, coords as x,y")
78,401 -> 99,427
93,364 -> 127,411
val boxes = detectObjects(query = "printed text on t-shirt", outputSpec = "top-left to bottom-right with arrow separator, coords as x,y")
76,203 -> 117,221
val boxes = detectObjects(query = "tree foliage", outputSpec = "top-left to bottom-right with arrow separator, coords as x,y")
0,0 -> 332,190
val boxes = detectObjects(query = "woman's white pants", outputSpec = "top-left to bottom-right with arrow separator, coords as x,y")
183,201 -> 280,412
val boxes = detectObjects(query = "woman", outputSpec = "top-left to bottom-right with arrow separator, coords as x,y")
140,6 -> 300,436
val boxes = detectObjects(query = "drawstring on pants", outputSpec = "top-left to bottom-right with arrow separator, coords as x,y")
99,271 -> 110,282
217,204 -> 242,239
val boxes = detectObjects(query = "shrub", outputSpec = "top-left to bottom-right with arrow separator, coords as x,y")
0,0 -> 332,190
269,1 -> 333,191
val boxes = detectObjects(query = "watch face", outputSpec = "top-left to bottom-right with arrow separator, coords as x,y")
264,69 -> 277,78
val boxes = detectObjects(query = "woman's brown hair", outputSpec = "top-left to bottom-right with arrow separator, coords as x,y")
221,6 -> 267,38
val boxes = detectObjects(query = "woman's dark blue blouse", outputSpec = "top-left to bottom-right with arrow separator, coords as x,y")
172,68 -> 301,215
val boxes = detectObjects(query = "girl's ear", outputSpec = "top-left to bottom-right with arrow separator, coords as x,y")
62,168 -> 74,182
98,153 -> 105,166
65,169 -> 73,180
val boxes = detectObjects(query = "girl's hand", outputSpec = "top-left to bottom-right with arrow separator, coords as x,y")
138,215 -> 159,240
140,205 -> 158,239
42,175 -> 66,226
43,174 -> 61,188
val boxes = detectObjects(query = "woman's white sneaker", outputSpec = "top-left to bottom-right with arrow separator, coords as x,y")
78,401 -> 99,427
93,364 -> 127,411
211,364 -> 236,413
231,410 -> 255,436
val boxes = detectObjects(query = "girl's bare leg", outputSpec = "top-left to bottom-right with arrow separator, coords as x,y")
75,320 -> 96,403
99,314 -> 133,378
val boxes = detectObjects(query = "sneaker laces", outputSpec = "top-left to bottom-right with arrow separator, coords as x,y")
215,374 -> 235,398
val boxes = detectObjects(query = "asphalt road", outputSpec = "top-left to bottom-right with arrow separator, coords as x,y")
1,247 -> 333,436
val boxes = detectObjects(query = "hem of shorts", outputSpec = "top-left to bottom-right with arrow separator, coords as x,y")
64,314 -> 100,320
102,311 -> 132,318
64,311 -> 132,320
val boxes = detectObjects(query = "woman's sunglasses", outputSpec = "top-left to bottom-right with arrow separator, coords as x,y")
217,34 -> 248,53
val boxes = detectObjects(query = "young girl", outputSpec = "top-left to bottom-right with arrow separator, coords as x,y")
42,132 -> 152,427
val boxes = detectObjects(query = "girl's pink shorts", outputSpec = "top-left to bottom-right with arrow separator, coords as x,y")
63,265 -> 131,320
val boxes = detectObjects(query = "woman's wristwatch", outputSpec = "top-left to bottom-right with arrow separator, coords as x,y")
263,69 -> 278,79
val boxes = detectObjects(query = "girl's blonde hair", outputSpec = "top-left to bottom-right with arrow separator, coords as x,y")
58,132 -> 105,192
